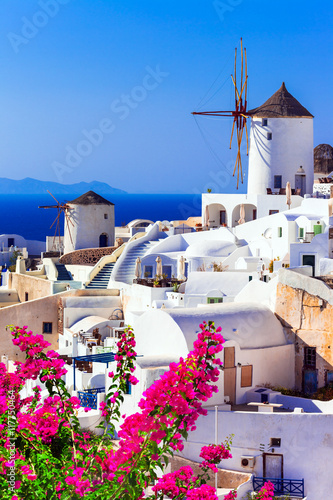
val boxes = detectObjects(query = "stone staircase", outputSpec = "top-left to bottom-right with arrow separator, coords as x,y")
55,263 -> 72,281
86,262 -> 115,289
112,240 -> 159,285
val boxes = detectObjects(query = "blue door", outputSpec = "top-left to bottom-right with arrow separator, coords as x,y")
303,370 -> 317,394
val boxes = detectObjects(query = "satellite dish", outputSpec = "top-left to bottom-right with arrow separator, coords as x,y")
109,308 -> 123,320
263,228 -> 273,239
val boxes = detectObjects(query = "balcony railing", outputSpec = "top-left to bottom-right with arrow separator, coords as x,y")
253,477 -> 304,498
78,388 -> 105,410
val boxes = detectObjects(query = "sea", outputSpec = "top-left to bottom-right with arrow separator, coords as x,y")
0,194 -> 202,241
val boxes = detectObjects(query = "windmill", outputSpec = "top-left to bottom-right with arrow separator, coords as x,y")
192,38 -> 250,188
39,191 -> 74,254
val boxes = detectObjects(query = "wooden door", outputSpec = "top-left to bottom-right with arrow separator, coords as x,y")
263,453 -> 283,479
224,347 -> 236,404
224,347 -> 235,368
224,367 -> 236,404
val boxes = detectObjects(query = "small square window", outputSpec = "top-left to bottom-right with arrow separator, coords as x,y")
270,438 -> 281,448
267,132 -> 272,140
104,214 -> 108,219
262,118 -> 268,126
43,322 -> 53,334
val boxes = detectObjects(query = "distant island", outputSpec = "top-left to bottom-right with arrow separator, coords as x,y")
0,178 -> 126,195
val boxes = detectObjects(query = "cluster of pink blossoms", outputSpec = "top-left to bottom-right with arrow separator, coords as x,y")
255,481 -> 275,499
199,444 -> 232,473
0,322 -> 277,500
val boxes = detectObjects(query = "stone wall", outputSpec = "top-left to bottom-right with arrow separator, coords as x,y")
59,247 -> 116,266
275,280 -> 333,390
8,273 -> 53,302
169,455 -> 250,489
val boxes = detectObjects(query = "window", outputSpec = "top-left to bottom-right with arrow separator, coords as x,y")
267,132 -> 272,140
241,365 -> 253,387
43,322 -> 53,334
274,175 -> 282,189
313,224 -> 322,236
327,371 -> 333,385
253,209 -> 257,220
104,213 -> 108,219
270,438 -> 281,448
278,227 -> 282,238
25,292 -> 29,302
262,118 -> 268,126
125,379 -> 132,395
304,347 -> 316,368
8,238 -> 15,247
162,265 -> 172,279
269,210 -> 279,215
299,228 -> 304,238
249,276 -> 253,281
207,297 -> 223,304
144,265 -> 153,278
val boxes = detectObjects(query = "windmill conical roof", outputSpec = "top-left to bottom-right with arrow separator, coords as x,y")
248,82 -> 313,118
69,191 -> 114,206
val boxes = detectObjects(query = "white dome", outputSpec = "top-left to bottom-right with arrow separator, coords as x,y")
185,240 -> 236,258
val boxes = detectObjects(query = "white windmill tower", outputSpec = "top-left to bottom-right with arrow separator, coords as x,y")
247,82 -> 314,196
63,191 -> 115,255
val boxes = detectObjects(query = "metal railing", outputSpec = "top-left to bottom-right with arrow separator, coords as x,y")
78,388 -> 105,409
95,346 -> 115,354
78,391 -> 98,409
253,476 -> 304,498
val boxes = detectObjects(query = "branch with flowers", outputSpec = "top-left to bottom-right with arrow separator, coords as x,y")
0,323 -> 276,500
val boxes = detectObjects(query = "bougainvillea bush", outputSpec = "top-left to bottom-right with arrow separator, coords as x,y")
0,323 -> 275,499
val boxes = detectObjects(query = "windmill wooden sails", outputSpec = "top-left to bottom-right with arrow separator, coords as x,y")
192,38 -> 250,188
39,191 -> 74,253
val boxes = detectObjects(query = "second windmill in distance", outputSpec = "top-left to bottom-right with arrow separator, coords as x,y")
39,191 -> 74,254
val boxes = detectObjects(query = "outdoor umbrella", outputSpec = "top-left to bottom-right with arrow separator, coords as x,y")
203,205 -> 209,228
177,255 -> 186,281
238,204 -> 245,225
134,257 -> 142,278
156,256 -> 162,277
286,181 -> 292,209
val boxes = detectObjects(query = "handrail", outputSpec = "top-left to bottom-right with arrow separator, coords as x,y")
253,476 -> 304,498
78,391 -> 98,409
111,223 -> 161,283
85,232 -> 146,287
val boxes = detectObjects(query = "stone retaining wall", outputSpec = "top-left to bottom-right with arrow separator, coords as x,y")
169,455 -> 251,489
59,247 -> 116,266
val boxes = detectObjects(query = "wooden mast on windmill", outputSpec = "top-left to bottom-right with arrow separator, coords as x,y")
192,38 -> 250,188
39,191 -> 74,255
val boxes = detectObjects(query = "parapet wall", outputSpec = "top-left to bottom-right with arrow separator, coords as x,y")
59,247 -> 116,266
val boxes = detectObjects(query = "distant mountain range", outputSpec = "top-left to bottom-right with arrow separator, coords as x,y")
0,178 -> 126,195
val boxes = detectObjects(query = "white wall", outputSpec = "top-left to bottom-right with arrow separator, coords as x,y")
290,232 -> 328,276
181,410 -> 332,500
247,117 -> 314,195
64,203 -> 115,254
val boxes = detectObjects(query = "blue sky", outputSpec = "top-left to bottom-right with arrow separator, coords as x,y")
1,0 -> 332,193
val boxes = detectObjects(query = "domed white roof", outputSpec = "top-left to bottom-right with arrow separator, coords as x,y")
185,240 -> 236,258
